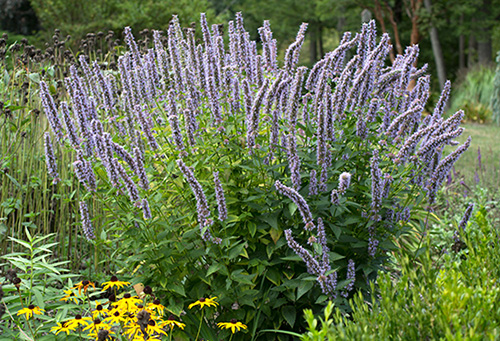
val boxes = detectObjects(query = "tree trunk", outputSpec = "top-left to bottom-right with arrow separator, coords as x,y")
423,0 -> 446,89
309,23 -> 317,64
468,33 -> 476,68
477,0 -> 492,64
318,25 -> 324,59
409,0 -> 423,46
459,14 -> 465,70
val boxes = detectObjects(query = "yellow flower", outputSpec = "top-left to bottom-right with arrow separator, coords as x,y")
83,318 -> 109,333
91,302 -> 109,319
146,319 -> 167,336
114,293 -> 142,311
17,305 -> 44,320
146,299 -> 165,316
217,319 -> 248,334
67,314 -> 92,329
60,289 -> 80,304
50,321 -> 75,335
161,315 -> 186,330
103,309 -> 126,324
72,280 -> 96,295
188,296 -> 219,310
87,327 -> 114,340
101,275 -> 130,291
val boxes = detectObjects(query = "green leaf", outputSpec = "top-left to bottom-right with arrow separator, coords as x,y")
28,73 -> 41,84
169,282 -> 186,297
281,305 -> 296,327
297,280 -> 314,300
206,263 -> 223,277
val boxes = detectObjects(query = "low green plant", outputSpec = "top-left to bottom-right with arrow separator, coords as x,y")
449,65 -> 495,123
299,205 -> 500,340
0,228 -> 77,340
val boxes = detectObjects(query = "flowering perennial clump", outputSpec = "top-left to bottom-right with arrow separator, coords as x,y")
38,11 -> 471,328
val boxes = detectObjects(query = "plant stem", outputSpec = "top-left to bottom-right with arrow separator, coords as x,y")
195,309 -> 204,341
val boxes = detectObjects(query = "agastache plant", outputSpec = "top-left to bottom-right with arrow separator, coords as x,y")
38,13 -> 472,314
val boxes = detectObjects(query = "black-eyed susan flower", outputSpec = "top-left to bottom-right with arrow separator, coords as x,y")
146,319 -> 167,336
88,327 -> 115,340
72,280 -> 96,295
217,319 -> 248,334
103,309 -> 126,324
17,304 -> 44,320
146,299 -> 165,316
188,296 -> 218,310
114,293 -> 142,311
161,315 -> 186,331
101,275 -> 130,291
67,314 -> 92,329
60,289 -> 80,304
82,318 -> 109,334
122,323 -> 141,340
50,321 -> 75,335
91,302 -> 109,319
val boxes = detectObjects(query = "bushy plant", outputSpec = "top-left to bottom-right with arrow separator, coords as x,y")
38,13 -> 471,338
299,205 -> 500,340
0,228 -> 77,340
449,64 -> 495,123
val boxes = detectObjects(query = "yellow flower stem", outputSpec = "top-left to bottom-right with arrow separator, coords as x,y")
169,328 -> 173,341
16,291 -> 35,339
229,333 -> 234,341
195,309 -> 204,341
86,290 -> 92,313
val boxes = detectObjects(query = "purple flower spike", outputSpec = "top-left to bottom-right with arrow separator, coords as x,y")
79,201 -> 96,241
275,180 -> 314,230
43,133 -> 60,184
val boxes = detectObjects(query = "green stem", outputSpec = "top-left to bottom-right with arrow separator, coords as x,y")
195,309 -> 204,341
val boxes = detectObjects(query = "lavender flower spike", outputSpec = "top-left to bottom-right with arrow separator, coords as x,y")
213,171 -> 228,222
275,180 -> 315,230
458,203 -> 474,231
177,159 -> 211,224
284,229 -> 321,275
79,201 -> 96,241
142,198 -> 152,220
341,259 -> 356,297
338,172 -> 351,195
43,133 -> 60,184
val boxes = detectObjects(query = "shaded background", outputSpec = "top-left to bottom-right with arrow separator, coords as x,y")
1,0 -> 499,87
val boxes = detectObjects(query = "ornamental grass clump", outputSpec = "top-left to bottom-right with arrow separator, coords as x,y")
38,13 -> 470,338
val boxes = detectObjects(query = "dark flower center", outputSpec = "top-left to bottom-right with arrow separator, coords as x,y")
199,297 -> 206,302
113,311 -> 120,317
110,275 -> 118,282
28,304 -> 35,310
96,304 -> 103,311
82,280 -> 89,286
168,314 -> 175,320
148,319 -> 156,326
94,318 -> 101,324
75,314 -> 82,319
109,293 -> 116,302
124,293 -> 131,299
153,299 -> 160,305
230,318 -> 237,324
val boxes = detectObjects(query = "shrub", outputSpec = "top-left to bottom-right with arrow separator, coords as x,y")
300,205 -> 500,340
38,13 -> 470,339
449,64 -> 495,123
